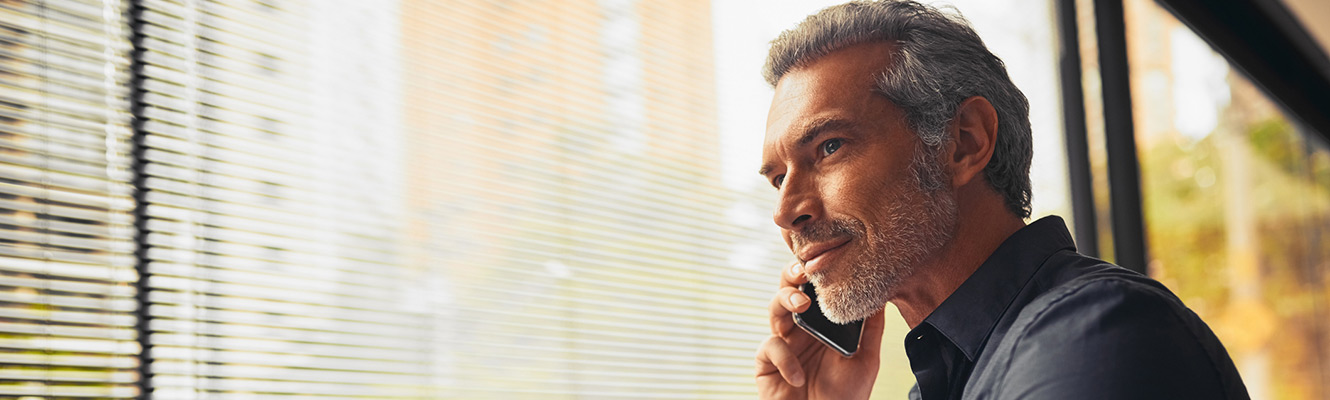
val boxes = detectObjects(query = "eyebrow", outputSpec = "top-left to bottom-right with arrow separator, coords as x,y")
758,117 -> 856,177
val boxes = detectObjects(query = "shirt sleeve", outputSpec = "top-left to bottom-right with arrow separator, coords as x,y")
991,278 -> 1243,400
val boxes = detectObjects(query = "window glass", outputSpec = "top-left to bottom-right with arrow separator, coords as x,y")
1125,0 -> 1330,398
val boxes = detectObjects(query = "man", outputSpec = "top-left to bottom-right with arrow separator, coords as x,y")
753,1 -> 1249,399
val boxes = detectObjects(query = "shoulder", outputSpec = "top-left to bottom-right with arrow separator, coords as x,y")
1024,266 -> 1180,329
1016,251 -> 1193,334
986,264 -> 1249,399
1010,269 -> 1204,365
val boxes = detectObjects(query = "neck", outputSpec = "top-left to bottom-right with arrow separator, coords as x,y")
888,187 -> 1026,328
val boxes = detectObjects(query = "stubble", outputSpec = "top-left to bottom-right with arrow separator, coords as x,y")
799,147 -> 959,324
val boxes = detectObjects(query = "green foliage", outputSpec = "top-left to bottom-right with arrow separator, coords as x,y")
1246,117 -> 1306,176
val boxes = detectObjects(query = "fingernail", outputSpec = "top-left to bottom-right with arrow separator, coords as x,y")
790,263 -> 802,277
789,293 -> 808,308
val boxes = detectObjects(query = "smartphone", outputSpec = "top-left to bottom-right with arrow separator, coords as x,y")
792,282 -> 864,357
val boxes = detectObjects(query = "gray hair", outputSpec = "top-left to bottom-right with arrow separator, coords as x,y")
763,0 -> 1033,218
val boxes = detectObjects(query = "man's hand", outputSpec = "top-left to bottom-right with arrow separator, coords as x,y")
755,262 -> 886,400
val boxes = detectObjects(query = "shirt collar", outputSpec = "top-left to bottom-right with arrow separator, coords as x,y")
915,216 -> 1076,361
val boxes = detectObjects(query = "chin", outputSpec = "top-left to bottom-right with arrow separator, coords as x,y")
810,267 -> 892,324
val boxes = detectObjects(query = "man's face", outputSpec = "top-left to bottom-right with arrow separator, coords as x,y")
760,42 -> 958,323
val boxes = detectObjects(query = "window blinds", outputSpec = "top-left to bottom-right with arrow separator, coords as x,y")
0,0 -> 140,397
134,0 -> 428,397
4,0 -> 795,398
398,0 -> 789,398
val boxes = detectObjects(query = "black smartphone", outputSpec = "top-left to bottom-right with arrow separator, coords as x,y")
792,282 -> 865,357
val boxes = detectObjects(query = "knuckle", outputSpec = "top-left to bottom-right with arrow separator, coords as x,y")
755,336 -> 777,358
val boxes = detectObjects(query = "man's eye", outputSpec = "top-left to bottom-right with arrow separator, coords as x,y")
773,174 -> 785,189
820,139 -> 842,156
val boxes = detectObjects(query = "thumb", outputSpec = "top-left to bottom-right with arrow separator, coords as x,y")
856,306 -> 889,359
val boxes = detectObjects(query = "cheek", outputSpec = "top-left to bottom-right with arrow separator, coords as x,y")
832,171 -> 916,231
822,168 -> 894,213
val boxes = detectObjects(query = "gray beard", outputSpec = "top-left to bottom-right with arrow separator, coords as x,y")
804,154 -> 959,324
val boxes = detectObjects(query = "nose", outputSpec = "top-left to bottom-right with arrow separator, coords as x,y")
773,173 -> 821,230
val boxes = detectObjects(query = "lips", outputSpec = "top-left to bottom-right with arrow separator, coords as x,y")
797,239 -> 850,274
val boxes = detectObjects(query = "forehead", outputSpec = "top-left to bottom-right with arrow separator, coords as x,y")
763,41 -> 897,147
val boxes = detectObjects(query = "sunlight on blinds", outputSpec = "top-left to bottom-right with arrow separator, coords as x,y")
5,0 -> 798,398
136,0 -> 428,397
0,0 -> 140,397
398,0 -> 790,397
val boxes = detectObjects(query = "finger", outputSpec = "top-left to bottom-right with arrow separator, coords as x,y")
856,306 -> 889,360
768,287 -> 809,335
780,261 -> 809,288
755,335 -> 806,387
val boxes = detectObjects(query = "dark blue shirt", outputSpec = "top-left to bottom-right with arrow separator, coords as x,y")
905,216 -> 1249,400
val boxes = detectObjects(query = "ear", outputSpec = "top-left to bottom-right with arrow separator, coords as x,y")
946,96 -> 999,188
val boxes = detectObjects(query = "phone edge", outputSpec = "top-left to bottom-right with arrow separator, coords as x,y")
792,312 -> 862,357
